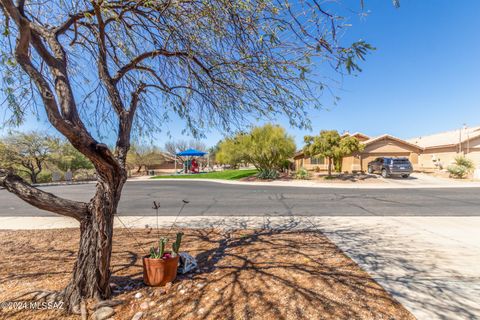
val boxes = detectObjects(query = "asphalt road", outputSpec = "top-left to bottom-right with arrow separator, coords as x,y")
2,180 -> 480,217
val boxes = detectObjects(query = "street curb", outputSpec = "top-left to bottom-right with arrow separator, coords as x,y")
32,180 -> 97,187
130,177 -> 480,189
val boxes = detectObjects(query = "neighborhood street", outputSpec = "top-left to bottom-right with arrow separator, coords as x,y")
1,180 -> 480,217
1,180 -> 480,320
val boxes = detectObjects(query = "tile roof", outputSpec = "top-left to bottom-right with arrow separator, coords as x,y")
363,134 -> 423,150
407,126 -> 480,148
341,132 -> 370,139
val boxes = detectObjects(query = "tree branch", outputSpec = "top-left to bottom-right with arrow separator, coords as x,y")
0,0 -> 121,176
0,169 -> 88,221
87,3 -> 125,116
112,49 -> 213,84
16,0 -> 24,14
54,9 -> 95,35
114,82 -> 146,166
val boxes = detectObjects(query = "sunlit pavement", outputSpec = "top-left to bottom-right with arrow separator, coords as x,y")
3,181 -> 480,217
316,217 -> 480,320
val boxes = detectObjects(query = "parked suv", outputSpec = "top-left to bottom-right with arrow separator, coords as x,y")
367,157 -> 413,178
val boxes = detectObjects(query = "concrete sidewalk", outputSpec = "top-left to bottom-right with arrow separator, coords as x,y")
1,216 -> 479,320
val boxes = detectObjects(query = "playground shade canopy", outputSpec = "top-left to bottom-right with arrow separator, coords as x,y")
176,149 -> 207,157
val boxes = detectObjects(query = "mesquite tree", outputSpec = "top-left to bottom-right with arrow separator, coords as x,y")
0,0 -> 373,312
1,131 -> 56,183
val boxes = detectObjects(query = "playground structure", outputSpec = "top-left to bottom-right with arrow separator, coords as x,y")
174,149 -> 209,174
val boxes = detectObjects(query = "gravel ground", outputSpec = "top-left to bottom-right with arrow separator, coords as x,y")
0,228 -> 414,320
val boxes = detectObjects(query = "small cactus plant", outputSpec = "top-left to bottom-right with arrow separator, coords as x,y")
172,232 -> 184,257
149,237 -> 168,259
148,233 -> 184,259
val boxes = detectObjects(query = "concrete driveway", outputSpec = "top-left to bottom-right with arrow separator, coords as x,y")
378,172 -> 470,187
314,216 -> 480,320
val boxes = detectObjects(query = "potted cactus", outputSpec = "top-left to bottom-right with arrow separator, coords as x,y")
142,232 -> 184,286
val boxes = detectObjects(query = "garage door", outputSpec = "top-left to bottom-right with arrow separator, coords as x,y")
361,153 -> 410,171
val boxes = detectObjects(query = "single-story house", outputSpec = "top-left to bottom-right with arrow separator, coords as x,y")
294,132 -> 422,172
407,126 -> 480,170
294,126 -> 480,173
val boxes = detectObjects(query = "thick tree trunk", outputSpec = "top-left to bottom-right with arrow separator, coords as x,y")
30,172 -> 38,184
328,157 -> 332,177
63,176 -> 124,313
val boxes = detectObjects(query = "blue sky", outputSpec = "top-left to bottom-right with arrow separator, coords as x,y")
3,1 -> 480,149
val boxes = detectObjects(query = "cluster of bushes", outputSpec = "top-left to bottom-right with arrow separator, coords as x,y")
295,167 -> 310,180
256,169 -> 279,180
447,156 -> 475,179
216,124 -> 296,180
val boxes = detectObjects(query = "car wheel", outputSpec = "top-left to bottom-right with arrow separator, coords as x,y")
367,166 -> 373,174
402,174 -> 410,178
381,169 -> 388,178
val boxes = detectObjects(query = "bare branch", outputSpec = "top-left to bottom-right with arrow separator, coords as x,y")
0,169 -> 88,221
112,49 -> 212,84
54,9 -> 95,35
16,0 -> 24,14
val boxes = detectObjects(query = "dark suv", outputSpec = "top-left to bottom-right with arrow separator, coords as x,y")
367,157 -> 413,178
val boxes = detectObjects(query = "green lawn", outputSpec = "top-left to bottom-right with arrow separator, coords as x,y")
151,169 -> 258,180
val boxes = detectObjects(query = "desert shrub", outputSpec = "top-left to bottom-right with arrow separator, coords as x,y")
36,172 -> 52,183
447,165 -> 467,178
295,167 -> 309,180
50,170 -> 64,182
279,159 -> 293,172
314,166 -> 321,173
454,156 -> 474,169
447,156 -> 475,178
74,169 -> 97,181
217,124 -> 295,172
256,169 -> 279,180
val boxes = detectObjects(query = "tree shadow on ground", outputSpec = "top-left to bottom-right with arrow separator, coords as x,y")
314,173 -> 382,182
0,221 -> 418,320
153,218 -> 413,320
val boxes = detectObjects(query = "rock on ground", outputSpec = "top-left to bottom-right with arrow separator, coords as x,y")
131,311 -> 144,320
92,306 -> 115,320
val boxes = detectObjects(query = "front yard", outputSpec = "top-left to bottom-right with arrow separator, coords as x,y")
0,228 -> 413,320
152,169 -> 258,180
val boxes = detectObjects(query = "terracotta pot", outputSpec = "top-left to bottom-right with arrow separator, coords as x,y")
142,254 -> 180,286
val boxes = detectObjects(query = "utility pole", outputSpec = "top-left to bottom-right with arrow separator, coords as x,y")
459,125 -> 462,153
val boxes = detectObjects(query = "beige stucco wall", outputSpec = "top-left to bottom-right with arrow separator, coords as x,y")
356,138 -> 421,172
418,147 -> 459,170
416,135 -> 480,170
342,156 -> 354,173
465,136 -> 480,149
363,139 -> 418,154
294,156 -> 329,171
463,150 -> 480,170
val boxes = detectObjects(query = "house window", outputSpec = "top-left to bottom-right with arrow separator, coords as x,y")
310,156 -> 325,165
